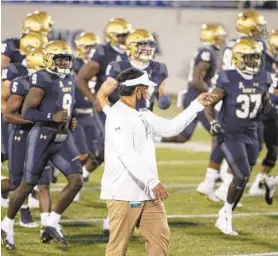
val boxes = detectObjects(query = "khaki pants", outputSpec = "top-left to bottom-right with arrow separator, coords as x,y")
105,199 -> 170,256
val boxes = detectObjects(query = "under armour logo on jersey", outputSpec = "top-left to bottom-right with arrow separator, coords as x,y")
14,136 -> 21,141
68,81 -> 72,85
116,55 -> 122,61
47,113 -> 51,119
40,134 -> 47,140
253,82 -> 259,87
59,81 -> 64,88
239,82 -> 244,89
115,126 -> 121,131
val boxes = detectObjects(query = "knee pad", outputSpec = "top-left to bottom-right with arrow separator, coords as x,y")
232,175 -> 249,188
262,146 -> 278,168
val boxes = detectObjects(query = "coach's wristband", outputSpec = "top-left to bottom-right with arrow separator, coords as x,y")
23,108 -> 52,122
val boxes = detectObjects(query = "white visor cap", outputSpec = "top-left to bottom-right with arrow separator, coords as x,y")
121,72 -> 157,87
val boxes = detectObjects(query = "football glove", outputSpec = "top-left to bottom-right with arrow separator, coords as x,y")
210,120 -> 223,136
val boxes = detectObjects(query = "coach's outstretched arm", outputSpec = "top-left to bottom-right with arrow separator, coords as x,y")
144,93 -> 215,137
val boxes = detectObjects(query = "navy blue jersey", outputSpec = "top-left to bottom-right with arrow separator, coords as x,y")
1,38 -> 25,64
10,75 -> 30,98
90,43 -> 128,93
187,46 -> 218,88
216,69 -> 272,143
2,63 -> 28,82
30,69 -> 76,122
72,57 -> 96,109
106,60 -> 168,105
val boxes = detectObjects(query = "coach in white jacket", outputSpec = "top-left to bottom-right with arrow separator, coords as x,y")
100,68 -> 214,256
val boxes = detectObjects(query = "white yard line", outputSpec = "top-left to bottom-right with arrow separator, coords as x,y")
221,253 -> 278,256
58,212 -> 278,224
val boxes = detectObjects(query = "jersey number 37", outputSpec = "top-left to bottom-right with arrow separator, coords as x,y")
236,94 -> 262,119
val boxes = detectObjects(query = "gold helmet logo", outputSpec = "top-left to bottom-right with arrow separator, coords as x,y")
22,14 -> 44,34
43,40 -> 73,75
126,29 -> 155,62
25,49 -> 45,71
20,32 -> 48,56
75,32 -> 100,57
33,10 -> 54,35
267,29 -> 278,60
232,38 -> 262,75
236,10 -> 267,38
200,24 -> 226,49
105,18 -> 132,50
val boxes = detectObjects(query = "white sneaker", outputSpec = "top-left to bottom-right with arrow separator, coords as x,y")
197,181 -> 214,196
28,194 -> 40,209
73,191 -> 81,202
1,196 -> 9,208
264,176 -> 277,205
248,182 -> 265,196
215,207 -> 238,236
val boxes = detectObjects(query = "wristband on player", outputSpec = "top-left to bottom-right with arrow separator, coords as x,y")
23,108 -> 52,122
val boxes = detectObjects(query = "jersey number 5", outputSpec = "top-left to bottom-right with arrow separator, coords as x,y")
236,94 -> 262,119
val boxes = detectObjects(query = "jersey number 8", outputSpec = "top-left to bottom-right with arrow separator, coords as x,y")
236,94 -> 262,119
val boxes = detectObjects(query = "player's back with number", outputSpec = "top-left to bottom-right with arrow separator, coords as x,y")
30,69 -> 75,123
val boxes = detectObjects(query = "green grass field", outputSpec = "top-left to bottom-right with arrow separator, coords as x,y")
1,100 -> 278,256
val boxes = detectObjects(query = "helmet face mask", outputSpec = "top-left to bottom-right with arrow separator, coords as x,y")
135,41 -> 156,61
53,55 -> 72,74
116,32 -> 130,50
232,38 -> 262,75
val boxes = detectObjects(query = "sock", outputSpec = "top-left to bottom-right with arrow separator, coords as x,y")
204,168 -> 219,185
2,216 -> 15,232
224,201 -> 233,214
254,173 -> 264,184
102,217 -> 110,230
41,212 -> 50,226
45,211 -> 61,226
82,166 -> 90,179
21,204 -> 29,210
274,176 -> 278,184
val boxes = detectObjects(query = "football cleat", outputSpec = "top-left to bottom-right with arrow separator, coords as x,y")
1,229 -> 15,250
264,176 -> 277,205
40,226 -> 53,243
28,194 -> 40,209
19,207 -> 39,228
248,182 -> 265,196
45,225 -> 68,244
215,207 -> 238,236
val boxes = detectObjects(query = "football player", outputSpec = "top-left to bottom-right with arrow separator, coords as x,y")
206,38 -> 277,235
76,18 -> 132,179
70,32 -> 100,198
250,30 -> 278,195
199,10 -> 268,202
161,23 -> 226,143
3,50 -> 52,238
1,13 -> 45,69
1,41 -> 83,249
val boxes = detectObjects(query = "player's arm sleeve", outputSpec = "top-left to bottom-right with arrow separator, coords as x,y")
22,73 -> 52,122
9,79 -> 26,96
144,99 -> 204,137
90,45 -> 104,65
106,115 -> 160,191
2,64 -> 17,82
159,63 -> 168,81
1,41 -> 12,58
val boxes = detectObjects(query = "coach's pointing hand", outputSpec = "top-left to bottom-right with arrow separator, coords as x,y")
153,183 -> 168,201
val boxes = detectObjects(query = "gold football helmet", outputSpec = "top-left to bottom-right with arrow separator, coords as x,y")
236,10 -> 267,38
75,32 -> 100,57
20,32 -> 48,56
33,10 -> 54,34
104,18 -> 132,50
126,29 -> 155,62
22,14 -> 44,34
232,38 -> 262,75
43,40 -> 73,75
25,49 -> 45,71
267,30 -> 278,60
200,24 -> 226,49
